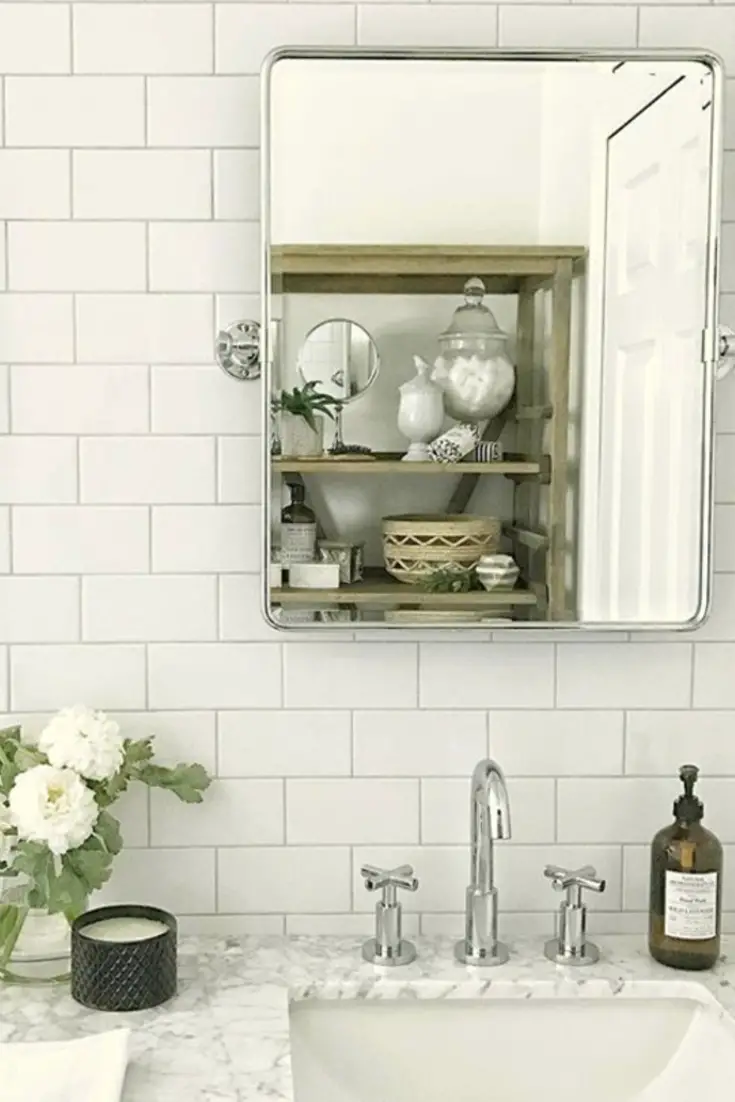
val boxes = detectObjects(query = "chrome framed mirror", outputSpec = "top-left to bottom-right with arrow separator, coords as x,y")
261,48 -> 725,633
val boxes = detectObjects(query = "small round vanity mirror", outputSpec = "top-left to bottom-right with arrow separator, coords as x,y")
297,319 -> 380,452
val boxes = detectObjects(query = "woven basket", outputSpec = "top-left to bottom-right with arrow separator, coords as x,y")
382,514 -> 501,584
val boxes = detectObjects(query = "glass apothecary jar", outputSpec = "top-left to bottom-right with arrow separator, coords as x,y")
431,276 -> 516,423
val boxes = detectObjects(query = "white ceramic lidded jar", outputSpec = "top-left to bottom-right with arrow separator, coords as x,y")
397,356 -> 445,461
432,277 -> 515,423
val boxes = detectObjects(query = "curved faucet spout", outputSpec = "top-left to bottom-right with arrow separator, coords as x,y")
456,758 -> 512,966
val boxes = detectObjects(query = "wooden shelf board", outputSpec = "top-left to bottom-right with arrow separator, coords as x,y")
271,571 -> 537,608
273,457 -> 542,476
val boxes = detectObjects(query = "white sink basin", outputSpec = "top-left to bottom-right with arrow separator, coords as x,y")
289,986 -> 735,1102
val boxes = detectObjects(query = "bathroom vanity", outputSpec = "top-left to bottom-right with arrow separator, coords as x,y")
2,935 -> 735,1101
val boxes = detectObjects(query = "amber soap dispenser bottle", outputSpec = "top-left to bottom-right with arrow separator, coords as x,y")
649,765 -> 722,970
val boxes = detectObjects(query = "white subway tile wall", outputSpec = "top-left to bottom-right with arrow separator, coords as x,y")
1,3 -> 735,935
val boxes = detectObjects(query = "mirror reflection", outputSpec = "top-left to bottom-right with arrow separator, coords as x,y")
264,54 -> 720,630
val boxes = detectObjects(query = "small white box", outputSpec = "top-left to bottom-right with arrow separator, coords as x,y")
269,563 -> 282,587
289,563 -> 340,589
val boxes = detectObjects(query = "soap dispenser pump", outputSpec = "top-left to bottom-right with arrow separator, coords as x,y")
648,764 -> 723,971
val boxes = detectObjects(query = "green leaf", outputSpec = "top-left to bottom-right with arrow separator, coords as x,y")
64,846 -> 113,894
138,761 -> 211,804
95,810 -> 123,856
14,745 -> 47,771
13,843 -> 55,910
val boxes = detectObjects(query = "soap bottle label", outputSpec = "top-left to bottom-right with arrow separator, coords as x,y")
281,523 -> 316,565
664,871 -> 718,940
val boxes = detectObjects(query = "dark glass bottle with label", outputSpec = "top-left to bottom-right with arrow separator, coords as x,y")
281,483 -> 317,568
649,765 -> 722,971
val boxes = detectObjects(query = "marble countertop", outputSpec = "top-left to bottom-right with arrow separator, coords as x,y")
1,935 -> 735,1101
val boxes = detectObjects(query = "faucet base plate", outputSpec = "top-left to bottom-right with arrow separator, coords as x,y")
454,940 -> 509,967
544,938 -> 600,967
362,938 -> 417,967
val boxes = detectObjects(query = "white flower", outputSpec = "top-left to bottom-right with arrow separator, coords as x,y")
9,765 -> 98,856
39,705 -> 124,782
0,797 -> 15,866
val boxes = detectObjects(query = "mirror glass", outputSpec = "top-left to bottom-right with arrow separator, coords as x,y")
263,53 -> 722,631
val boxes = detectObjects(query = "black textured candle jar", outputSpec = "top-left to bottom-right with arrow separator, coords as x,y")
71,904 -> 177,1011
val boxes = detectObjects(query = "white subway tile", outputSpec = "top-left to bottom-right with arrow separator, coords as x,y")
716,435 -> 735,503
421,777 -> 554,844
420,643 -> 554,709
622,846 -> 649,911
0,577 -> 79,642
285,642 -> 418,709
626,711 -> 735,776
218,847 -> 350,913
76,294 -> 212,364
152,368 -> 261,435
215,5 -> 354,74
5,76 -> 144,146
717,373 -> 735,433
180,915 -> 284,935
80,436 -> 215,504
148,642 -> 281,708
727,81 -> 735,151
153,505 -> 260,572
8,222 -> 145,293
0,437 -> 76,504
82,575 -> 217,642
686,574 -> 735,642
213,150 -> 259,221
724,154 -> 735,222
0,236 -> 5,294
0,652 -> 8,711
98,847 -> 215,914
74,4 -> 213,75
147,76 -> 259,147
715,506 -> 735,571
723,230 -> 735,294
420,914 -> 552,939
216,293 -> 260,333
74,151 -> 212,220
117,710 -> 216,774
11,365 -> 149,435
556,643 -> 692,708
151,779 -> 283,846
557,778 -> 671,844
499,5 -> 636,46
489,710 -> 624,776
149,222 -> 259,294
218,709 -> 351,776
113,784 -> 149,849
219,575 -> 279,642
0,367 -> 8,433
0,511 -> 10,574
694,643 -> 735,707
0,152 -> 70,218
358,5 -> 497,46
217,437 -> 261,504
353,710 -> 486,776
287,779 -> 419,844
12,506 -> 149,573
0,295 -> 73,363
287,914 -> 420,937
0,4 -> 70,73
639,7 -> 735,71
11,644 -> 146,710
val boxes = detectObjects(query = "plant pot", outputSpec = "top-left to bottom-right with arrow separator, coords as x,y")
280,412 -> 324,457
0,875 -> 82,985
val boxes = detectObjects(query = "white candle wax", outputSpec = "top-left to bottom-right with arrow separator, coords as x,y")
82,917 -> 169,942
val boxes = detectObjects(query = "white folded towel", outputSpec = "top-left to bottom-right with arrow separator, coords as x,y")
2,1028 -> 130,1102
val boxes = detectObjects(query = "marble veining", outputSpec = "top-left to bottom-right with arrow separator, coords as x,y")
1,935 -> 734,1100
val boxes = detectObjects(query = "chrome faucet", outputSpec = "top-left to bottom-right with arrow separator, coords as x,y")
454,758 -> 511,966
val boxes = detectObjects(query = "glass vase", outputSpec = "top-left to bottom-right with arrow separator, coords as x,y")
0,875 -> 78,985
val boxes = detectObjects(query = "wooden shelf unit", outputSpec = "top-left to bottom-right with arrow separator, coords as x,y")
272,571 -> 537,609
272,244 -> 584,620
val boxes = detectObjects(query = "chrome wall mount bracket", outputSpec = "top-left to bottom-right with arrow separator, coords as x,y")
718,325 -> 735,380
216,319 -> 261,381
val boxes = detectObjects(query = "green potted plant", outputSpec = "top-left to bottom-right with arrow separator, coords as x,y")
275,381 -> 343,457
0,707 -> 210,984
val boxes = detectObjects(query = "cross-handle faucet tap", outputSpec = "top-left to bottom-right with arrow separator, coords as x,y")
454,758 -> 511,966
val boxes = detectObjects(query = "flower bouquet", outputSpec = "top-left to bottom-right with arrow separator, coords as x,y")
0,706 -> 210,983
